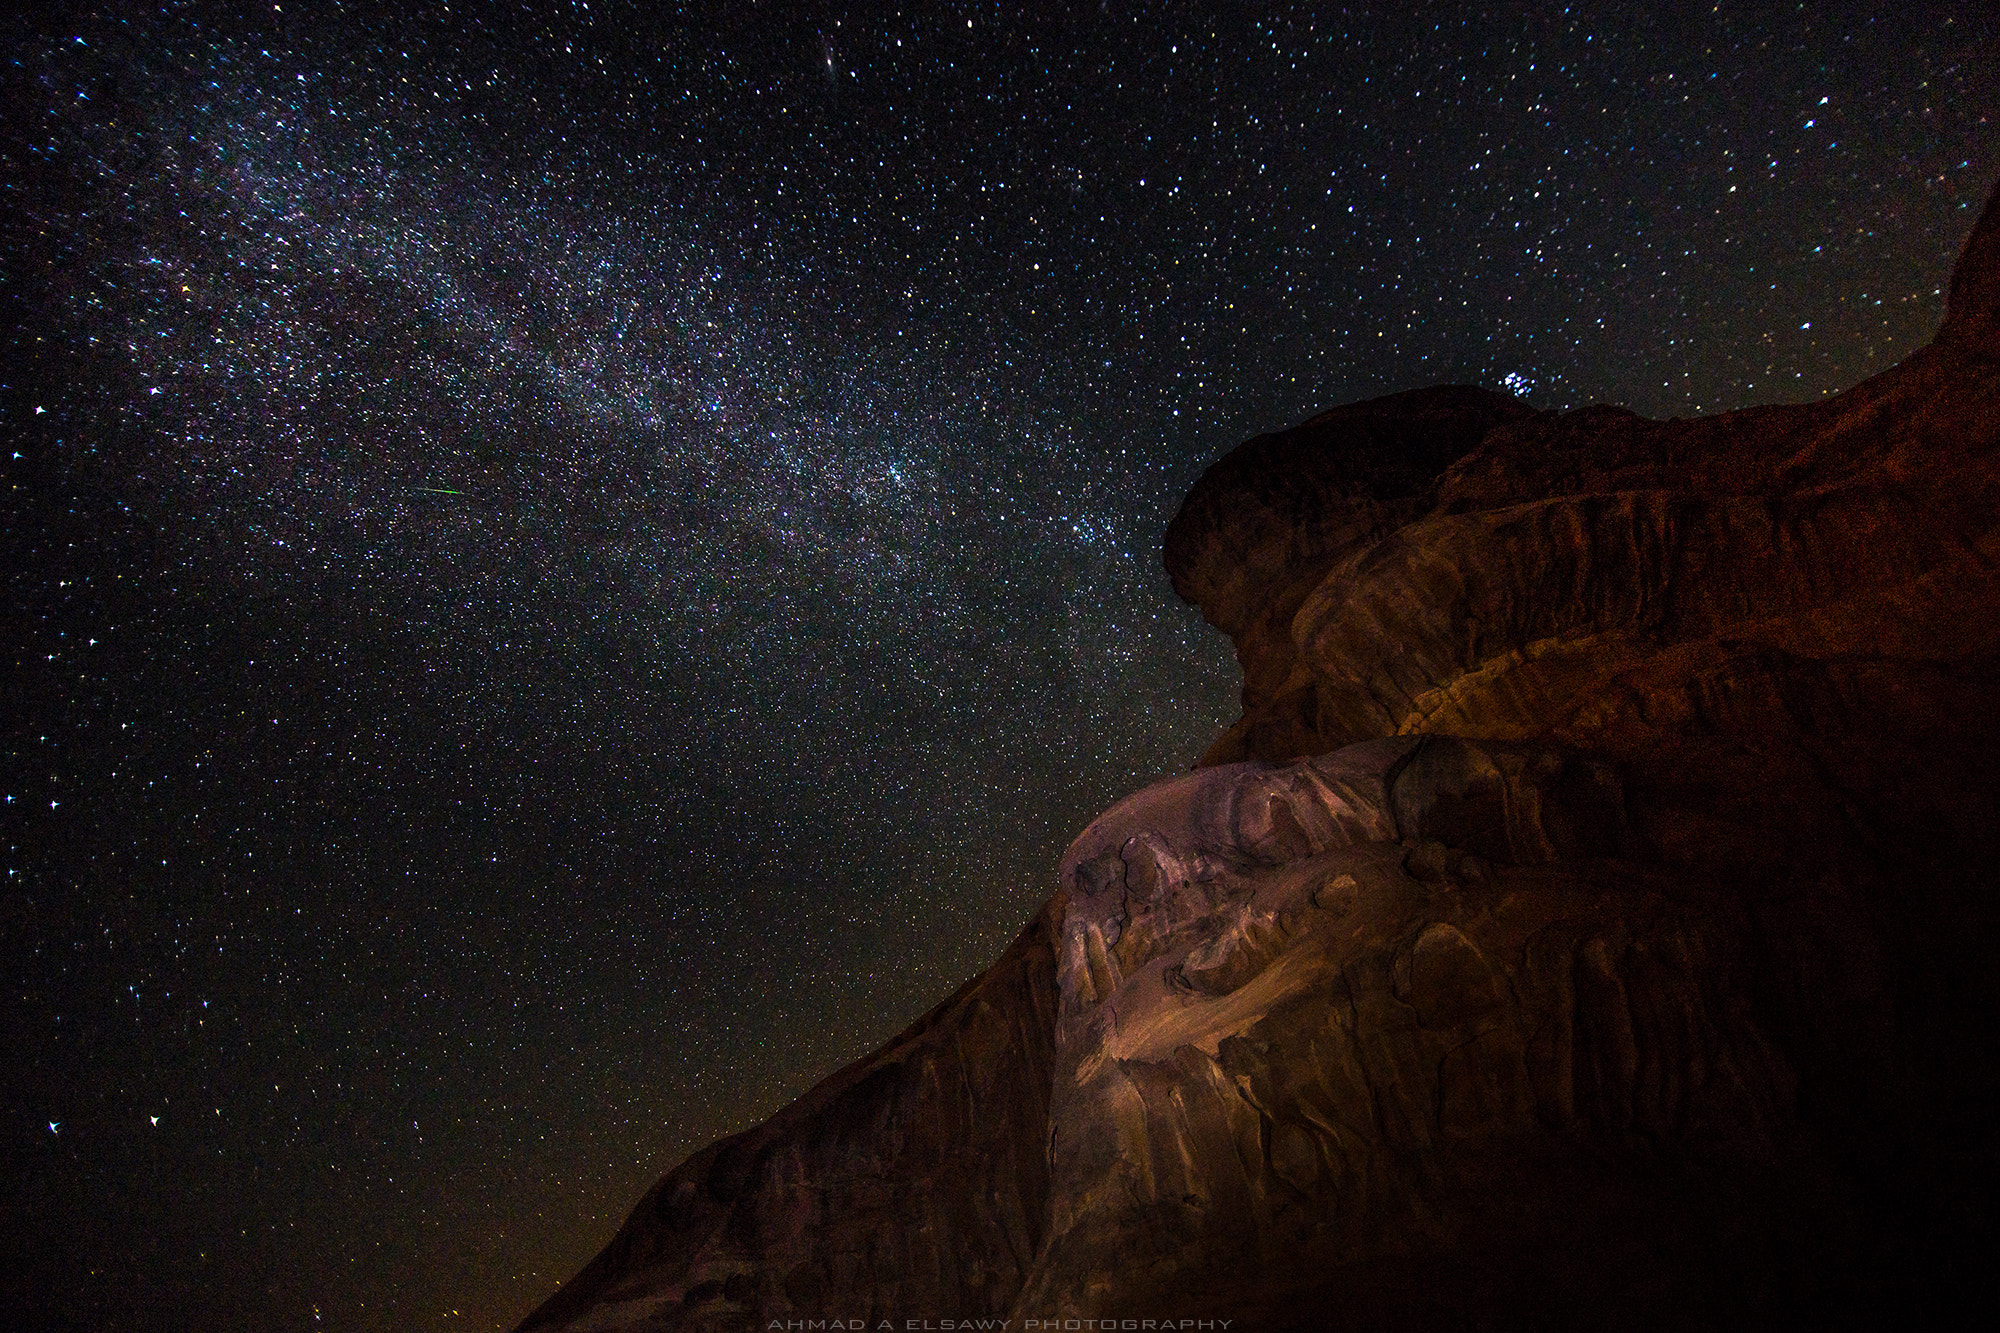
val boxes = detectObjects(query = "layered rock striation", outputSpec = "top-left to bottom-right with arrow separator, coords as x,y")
519,189 -> 2000,1332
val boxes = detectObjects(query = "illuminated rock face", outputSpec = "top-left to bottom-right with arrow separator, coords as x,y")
1021,733 -> 1899,1328
520,191 -> 2000,1332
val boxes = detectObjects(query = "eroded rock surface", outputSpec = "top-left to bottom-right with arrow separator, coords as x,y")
515,913 -> 1062,1332
1167,197 -> 2000,782
519,189 -> 2000,1332
1024,740 -> 1819,1328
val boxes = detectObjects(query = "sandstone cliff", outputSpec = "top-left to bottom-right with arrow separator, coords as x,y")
517,187 -> 2000,1332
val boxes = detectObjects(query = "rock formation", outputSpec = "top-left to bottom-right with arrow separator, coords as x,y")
517,187 -> 2000,1331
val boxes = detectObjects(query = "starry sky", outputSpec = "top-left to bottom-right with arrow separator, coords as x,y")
3,2 -> 1993,1329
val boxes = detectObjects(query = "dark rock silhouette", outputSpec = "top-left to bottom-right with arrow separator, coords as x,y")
517,186 -> 2000,1332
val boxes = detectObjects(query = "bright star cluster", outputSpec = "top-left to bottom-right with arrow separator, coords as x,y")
3,3 -> 1993,1330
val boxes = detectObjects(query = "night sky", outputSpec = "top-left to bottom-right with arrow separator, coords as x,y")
3,2 -> 1994,1329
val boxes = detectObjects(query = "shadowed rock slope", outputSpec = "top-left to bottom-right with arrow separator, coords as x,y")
518,188 -> 2000,1332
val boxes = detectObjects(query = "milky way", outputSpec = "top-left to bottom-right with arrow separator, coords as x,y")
4,3 -> 1994,1329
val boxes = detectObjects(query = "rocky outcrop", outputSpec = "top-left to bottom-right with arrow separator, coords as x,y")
1021,739 -> 1839,1328
1159,385 -> 1540,747
514,911 -> 1061,1331
518,187 -> 2000,1331
1167,316 -> 2000,787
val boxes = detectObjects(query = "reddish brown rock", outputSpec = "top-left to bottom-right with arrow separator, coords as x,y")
516,911 -> 1061,1331
1022,739 -> 1822,1328
518,188 -> 2000,1332
1167,214 -> 2000,782
1162,385 -> 1541,754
